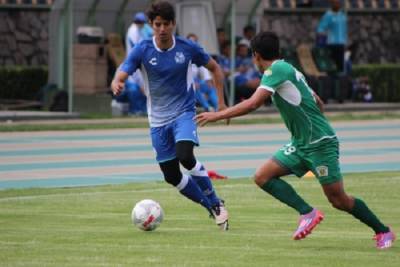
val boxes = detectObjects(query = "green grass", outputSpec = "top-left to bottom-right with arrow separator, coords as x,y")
1,172 -> 399,266
1,111 -> 400,132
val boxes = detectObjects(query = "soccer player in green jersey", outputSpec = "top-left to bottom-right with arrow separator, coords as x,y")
196,31 -> 395,249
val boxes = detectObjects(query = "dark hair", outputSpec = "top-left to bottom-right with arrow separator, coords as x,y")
243,25 -> 255,33
147,1 -> 175,22
250,31 -> 280,60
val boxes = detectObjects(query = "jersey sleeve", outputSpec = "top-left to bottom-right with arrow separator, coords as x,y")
190,42 -> 211,67
119,42 -> 143,75
258,62 -> 289,93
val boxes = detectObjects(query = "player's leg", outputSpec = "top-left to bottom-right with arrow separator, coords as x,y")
159,158 -> 212,210
322,180 -> 395,249
174,112 -> 228,230
258,145 -> 324,240
176,141 -> 220,206
312,139 -> 395,249
151,125 -> 212,212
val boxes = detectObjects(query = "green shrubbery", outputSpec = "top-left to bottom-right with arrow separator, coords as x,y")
352,64 -> 400,102
0,66 -> 48,100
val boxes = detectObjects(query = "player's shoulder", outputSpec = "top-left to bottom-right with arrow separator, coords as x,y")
138,38 -> 154,49
266,60 -> 293,76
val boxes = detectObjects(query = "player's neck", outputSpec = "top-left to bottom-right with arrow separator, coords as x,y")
155,37 -> 174,51
261,60 -> 274,70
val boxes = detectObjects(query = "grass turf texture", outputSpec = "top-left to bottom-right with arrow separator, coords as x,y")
1,172 -> 399,266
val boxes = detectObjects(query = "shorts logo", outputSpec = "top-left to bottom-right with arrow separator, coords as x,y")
316,166 -> 329,177
175,52 -> 185,64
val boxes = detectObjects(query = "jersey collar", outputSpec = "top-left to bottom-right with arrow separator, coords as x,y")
153,35 -> 176,52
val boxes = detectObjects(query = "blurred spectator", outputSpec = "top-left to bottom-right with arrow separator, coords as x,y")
217,40 -> 232,79
112,11 -> 152,116
234,40 -> 260,103
187,33 -> 218,111
216,27 -> 227,54
317,0 -> 347,72
126,12 -> 153,54
297,0 -> 313,7
239,25 -> 256,49
352,76 -> 373,102
112,71 -> 147,116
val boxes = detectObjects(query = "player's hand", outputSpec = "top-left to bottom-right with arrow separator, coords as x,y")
111,80 -> 125,96
195,111 -> 220,127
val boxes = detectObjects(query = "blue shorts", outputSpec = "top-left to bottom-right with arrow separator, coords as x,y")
150,111 -> 199,162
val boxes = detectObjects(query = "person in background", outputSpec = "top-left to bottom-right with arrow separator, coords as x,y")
317,0 -> 347,72
234,40 -> 261,103
216,27 -> 227,54
126,12 -> 153,53
239,25 -> 256,49
187,33 -> 218,112
112,12 -> 153,116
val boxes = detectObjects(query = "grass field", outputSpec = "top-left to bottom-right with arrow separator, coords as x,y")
1,172 -> 399,267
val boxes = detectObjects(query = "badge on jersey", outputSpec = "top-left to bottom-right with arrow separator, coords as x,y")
264,69 -> 272,76
316,166 -> 329,177
175,52 -> 185,64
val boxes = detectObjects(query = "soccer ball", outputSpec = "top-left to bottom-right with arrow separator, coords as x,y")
131,199 -> 164,231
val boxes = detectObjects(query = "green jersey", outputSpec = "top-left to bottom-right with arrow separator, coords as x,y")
259,60 -> 336,149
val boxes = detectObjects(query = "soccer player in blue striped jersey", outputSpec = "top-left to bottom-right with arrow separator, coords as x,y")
111,1 -> 229,230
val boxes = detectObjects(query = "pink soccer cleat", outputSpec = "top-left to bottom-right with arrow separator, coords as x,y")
374,229 -> 396,249
293,208 -> 324,240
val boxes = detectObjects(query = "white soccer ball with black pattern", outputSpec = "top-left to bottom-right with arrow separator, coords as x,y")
131,199 -> 164,231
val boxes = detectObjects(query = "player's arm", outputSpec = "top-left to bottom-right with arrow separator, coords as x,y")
312,91 -> 324,112
111,70 -> 129,96
196,88 -> 271,126
111,44 -> 142,96
204,58 -> 226,111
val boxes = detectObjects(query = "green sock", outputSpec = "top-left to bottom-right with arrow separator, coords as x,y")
261,178 -> 313,215
349,198 -> 389,234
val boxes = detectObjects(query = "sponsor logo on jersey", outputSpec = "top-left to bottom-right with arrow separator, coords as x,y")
175,52 -> 185,64
316,166 -> 329,177
149,57 -> 157,65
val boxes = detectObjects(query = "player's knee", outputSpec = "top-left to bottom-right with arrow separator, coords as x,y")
164,175 -> 182,187
253,172 -> 270,187
178,155 -> 196,170
159,158 -> 182,187
327,195 -> 352,211
176,141 -> 196,170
